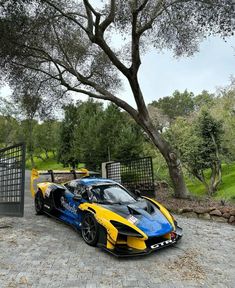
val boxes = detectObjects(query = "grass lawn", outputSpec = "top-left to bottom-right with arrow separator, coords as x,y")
26,153 -> 86,171
26,153 -> 69,170
186,162 -> 235,202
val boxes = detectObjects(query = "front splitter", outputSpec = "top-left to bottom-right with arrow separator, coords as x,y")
101,226 -> 183,257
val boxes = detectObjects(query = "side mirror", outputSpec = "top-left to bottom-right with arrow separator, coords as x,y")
73,194 -> 82,202
134,189 -> 141,197
81,189 -> 90,200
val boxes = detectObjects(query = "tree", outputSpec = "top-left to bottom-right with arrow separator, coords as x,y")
147,104 -> 170,133
99,104 -> 145,161
167,111 -> 224,195
151,90 -> 195,122
57,103 -> 81,168
194,90 -> 215,111
58,100 -> 145,169
210,83 -> 235,161
33,120 -> 60,159
15,93 -> 42,167
73,99 -> 104,169
0,115 -> 20,147
10,70 -> 70,166
0,96 -> 20,147
0,96 -> 19,117
0,0 -> 234,198
196,111 -> 223,194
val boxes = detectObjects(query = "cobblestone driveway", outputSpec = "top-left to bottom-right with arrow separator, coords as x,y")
0,172 -> 234,288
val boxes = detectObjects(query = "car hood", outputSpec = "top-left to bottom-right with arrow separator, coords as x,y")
99,199 -> 173,237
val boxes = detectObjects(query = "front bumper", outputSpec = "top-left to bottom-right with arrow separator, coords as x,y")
102,226 -> 183,257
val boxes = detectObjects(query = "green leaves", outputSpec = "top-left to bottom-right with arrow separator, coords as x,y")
167,109 -> 224,194
151,90 -> 195,122
57,100 -> 145,169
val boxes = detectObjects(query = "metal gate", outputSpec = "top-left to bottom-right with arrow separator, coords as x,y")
106,157 -> 155,197
0,143 -> 26,217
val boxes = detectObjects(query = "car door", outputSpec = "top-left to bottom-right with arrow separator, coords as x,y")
60,182 -> 84,227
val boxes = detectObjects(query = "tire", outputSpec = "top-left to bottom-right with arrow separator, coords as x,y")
81,213 -> 99,246
35,190 -> 44,215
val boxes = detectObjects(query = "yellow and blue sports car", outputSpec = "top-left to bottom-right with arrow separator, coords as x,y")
31,169 -> 182,257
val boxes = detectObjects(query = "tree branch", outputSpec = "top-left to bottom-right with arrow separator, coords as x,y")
137,0 -> 185,36
137,0 -> 164,36
43,0 -> 88,33
92,37 -> 130,78
52,23 -> 75,71
130,7 -> 141,73
83,0 -> 100,16
42,0 -> 129,78
83,0 -> 95,35
100,0 -> 116,32
66,86 -> 139,120
11,61 -> 62,82
135,0 -> 149,13
11,57 -> 139,124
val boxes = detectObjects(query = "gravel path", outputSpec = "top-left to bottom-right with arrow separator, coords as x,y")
0,172 -> 234,288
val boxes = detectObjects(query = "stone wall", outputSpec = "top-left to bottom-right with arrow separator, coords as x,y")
173,207 -> 235,224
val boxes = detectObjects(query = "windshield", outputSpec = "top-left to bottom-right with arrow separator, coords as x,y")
91,184 -> 136,204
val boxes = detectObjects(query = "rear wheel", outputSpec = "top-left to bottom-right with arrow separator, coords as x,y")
35,190 -> 44,215
81,213 -> 99,246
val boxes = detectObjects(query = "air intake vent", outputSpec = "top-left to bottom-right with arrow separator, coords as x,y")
127,206 -> 141,215
146,202 -> 155,215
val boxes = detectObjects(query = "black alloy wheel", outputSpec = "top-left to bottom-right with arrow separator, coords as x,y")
81,213 -> 99,246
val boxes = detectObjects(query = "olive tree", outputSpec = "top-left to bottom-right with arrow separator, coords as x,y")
167,112 -> 224,195
0,0 -> 234,197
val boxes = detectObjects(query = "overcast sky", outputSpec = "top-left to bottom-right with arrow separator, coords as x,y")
0,36 -> 235,108
127,36 -> 235,107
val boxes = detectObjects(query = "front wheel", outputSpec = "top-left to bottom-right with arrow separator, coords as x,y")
35,190 -> 44,215
81,213 -> 99,246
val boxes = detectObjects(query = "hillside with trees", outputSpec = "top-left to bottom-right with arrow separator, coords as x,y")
0,81 -> 235,201
148,81 -> 235,200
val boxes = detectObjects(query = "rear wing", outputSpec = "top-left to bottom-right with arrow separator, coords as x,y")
30,168 -> 100,197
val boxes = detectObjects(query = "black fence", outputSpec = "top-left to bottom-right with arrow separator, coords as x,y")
0,143 -> 25,217
106,157 -> 155,197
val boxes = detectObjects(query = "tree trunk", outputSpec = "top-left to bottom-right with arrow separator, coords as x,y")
28,119 -> 35,168
125,71 -> 189,198
44,150 -> 49,159
30,153 -> 35,168
195,171 -> 211,195
140,116 -> 189,198
208,161 -> 222,195
166,156 -> 189,198
209,134 -> 222,194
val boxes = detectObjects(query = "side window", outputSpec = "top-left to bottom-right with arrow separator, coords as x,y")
64,180 -> 78,194
74,184 -> 84,195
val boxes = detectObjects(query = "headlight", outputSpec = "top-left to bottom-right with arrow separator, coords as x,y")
110,220 -> 143,238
